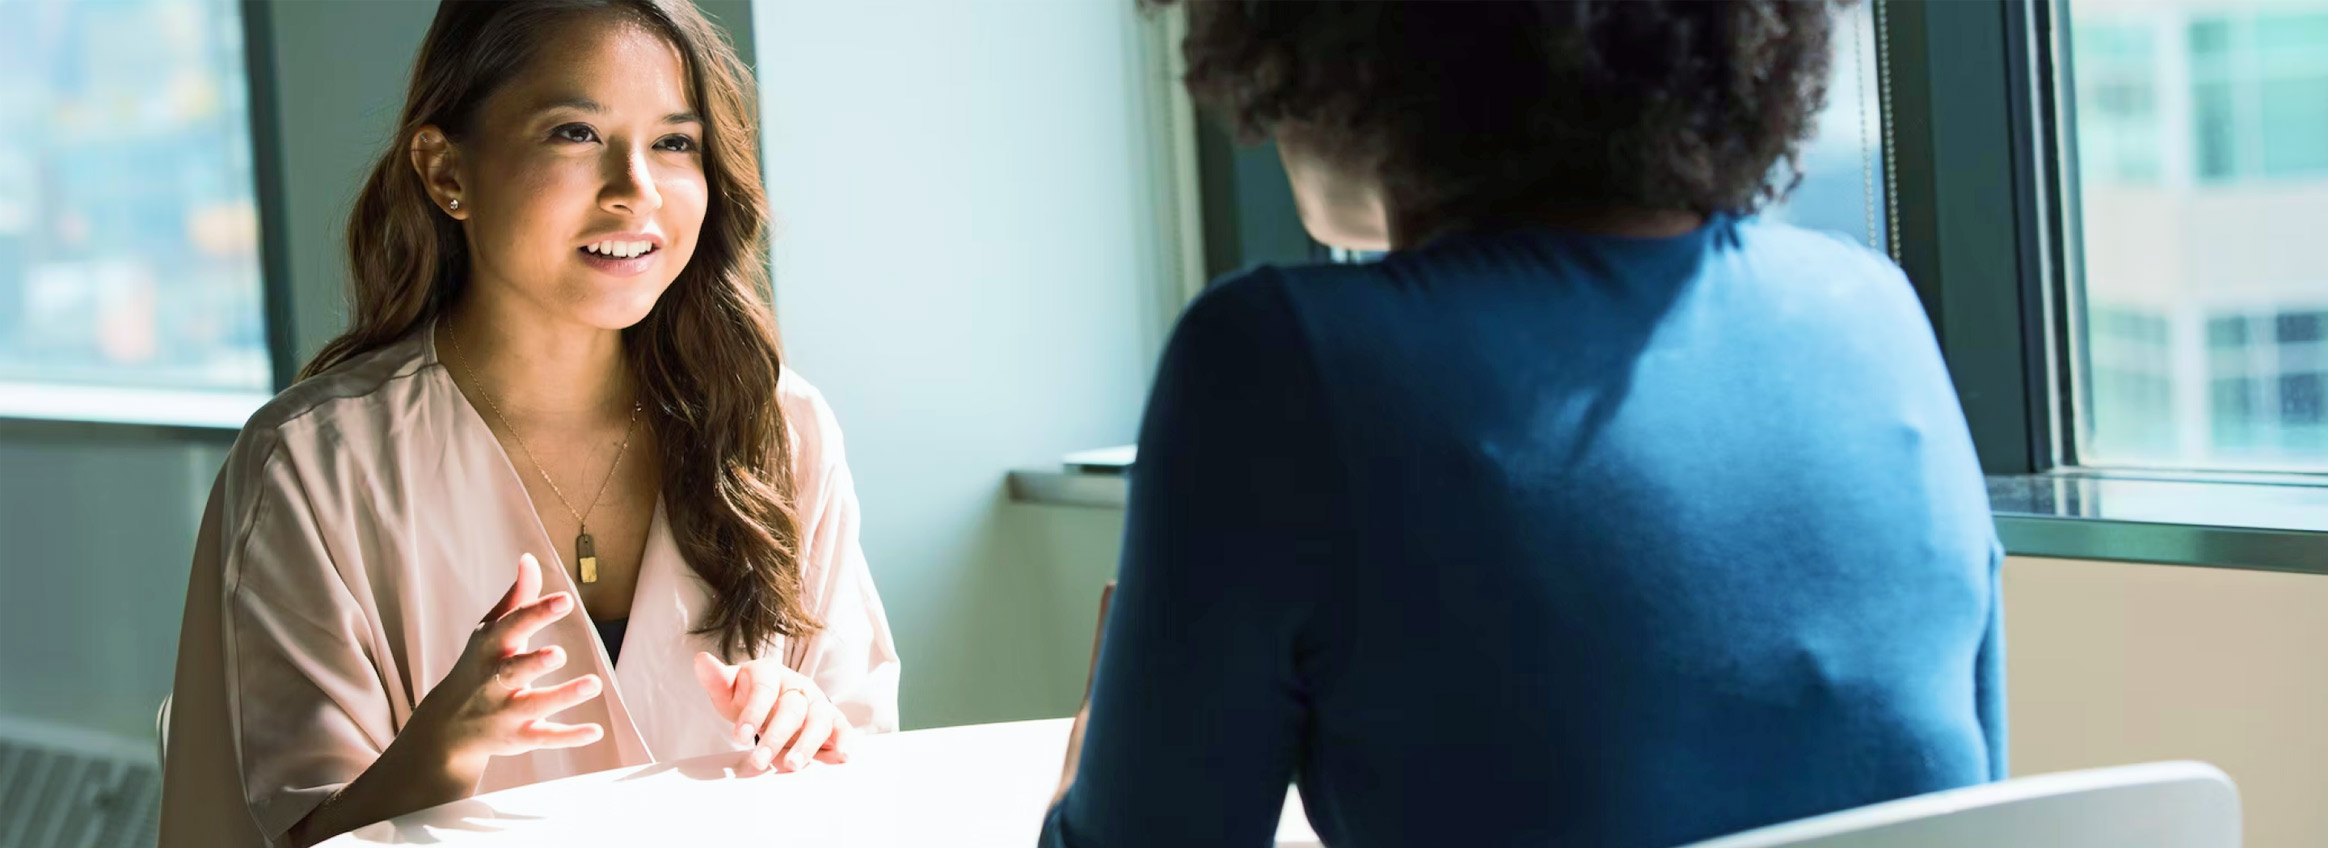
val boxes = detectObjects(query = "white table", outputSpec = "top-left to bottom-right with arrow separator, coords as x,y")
323,718 -> 1321,847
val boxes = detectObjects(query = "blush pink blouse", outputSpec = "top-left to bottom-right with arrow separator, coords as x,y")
159,322 -> 901,846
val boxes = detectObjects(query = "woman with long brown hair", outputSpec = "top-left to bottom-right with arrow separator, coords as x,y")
159,2 -> 898,845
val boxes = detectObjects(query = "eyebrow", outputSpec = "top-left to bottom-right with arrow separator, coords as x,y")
532,96 -> 702,125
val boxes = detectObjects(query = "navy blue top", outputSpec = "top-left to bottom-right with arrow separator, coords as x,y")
1042,219 -> 2004,848
595,617 -> 627,665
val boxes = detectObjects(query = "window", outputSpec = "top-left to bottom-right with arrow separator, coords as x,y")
0,0 -> 274,428
2066,0 -> 2328,472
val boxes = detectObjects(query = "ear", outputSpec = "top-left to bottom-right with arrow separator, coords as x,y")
409,125 -> 469,221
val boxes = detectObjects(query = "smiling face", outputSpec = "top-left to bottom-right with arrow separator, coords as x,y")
414,12 -> 707,332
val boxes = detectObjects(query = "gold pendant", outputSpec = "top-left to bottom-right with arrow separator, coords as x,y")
577,531 -> 598,584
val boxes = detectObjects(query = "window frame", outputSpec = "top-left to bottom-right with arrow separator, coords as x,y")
1901,0 -> 2328,574
1881,0 -> 2067,476
247,0 -> 301,400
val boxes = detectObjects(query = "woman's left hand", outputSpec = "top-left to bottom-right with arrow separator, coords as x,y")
692,652 -> 852,775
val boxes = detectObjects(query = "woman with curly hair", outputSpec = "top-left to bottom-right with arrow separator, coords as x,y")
1045,2 -> 2003,846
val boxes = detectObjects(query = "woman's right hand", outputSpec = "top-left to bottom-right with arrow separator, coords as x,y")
286,553 -> 606,847
404,552 -> 606,784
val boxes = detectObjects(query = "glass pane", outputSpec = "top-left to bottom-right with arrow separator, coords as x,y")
2191,80 -> 2238,180
2075,23 -> 2164,184
2255,13 -> 2328,68
2258,77 -> 2328,176
2067,0 -> 2328,471
0,0 -> 271,422
2210,377 -> 2257,450
1761,1 -> 1887,254
2206,315 -> 2249,348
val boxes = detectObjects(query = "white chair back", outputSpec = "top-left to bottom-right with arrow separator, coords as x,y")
1677,762 -> 2239,848
155,693 -> 172,771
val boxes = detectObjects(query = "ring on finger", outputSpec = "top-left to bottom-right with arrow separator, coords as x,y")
494,657 -> 523,691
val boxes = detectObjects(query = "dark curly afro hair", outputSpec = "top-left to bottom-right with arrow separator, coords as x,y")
1154,0 -> 1842,222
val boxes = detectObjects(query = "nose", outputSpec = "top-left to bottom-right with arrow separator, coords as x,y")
600,141 -> 663,217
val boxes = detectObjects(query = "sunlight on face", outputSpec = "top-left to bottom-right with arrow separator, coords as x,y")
458,13 -> 707,331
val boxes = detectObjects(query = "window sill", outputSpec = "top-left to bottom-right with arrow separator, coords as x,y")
0,382 -> 266,429
1989,471 -> 2328,576
1006,467 -> 2328,576
1006,467 -> 1129,510
0,382 -> 265,442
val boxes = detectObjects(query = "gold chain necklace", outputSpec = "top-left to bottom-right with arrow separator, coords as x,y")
444,324 -> 641,584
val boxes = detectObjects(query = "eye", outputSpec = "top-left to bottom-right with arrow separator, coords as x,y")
551,123 -> 599,144
655,134 -> 698,153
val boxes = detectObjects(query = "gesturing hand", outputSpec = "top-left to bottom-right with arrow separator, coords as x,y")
408,553 -> 606,782
284,553 -> 604,848
693,652 -> 851,775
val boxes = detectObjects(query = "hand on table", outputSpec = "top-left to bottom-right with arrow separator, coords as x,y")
693,652 -> 852,775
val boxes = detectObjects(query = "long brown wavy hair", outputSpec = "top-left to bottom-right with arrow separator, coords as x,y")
302,0 -> 818,659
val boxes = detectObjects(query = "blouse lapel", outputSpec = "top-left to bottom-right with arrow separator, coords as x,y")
614,498 -> 748,760
424,318 -> 655,771
533,533 -> 654,767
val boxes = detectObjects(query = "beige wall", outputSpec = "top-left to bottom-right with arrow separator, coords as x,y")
2006,555 -> 2328,848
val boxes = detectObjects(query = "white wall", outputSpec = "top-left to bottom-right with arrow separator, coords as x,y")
2006,555 -> 2328,848
753,0 -> 1182,728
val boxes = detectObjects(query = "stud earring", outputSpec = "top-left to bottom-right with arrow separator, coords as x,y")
447,199 -> 461,211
